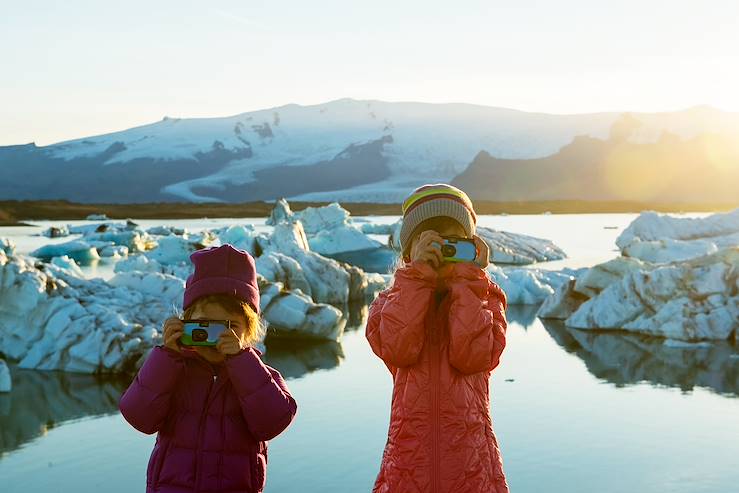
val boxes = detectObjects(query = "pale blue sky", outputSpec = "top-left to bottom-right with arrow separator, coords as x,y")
1,0 -> 738,145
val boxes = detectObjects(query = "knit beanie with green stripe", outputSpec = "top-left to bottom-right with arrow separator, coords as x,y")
399,183 -> 477,256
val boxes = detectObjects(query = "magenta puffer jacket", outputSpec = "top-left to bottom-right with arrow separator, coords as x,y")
119,346 -> 297,493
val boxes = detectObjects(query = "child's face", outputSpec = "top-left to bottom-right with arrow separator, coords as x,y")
408,220 -> 467,253
187,302 -> 248,363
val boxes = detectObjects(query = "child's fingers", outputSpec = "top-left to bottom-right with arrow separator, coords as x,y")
165,331 -> 182,347
421,251 -> 439,268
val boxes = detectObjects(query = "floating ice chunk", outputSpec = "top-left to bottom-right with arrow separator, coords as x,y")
1,238 -> 15,255
86,214 -> 108,221
562,248 -> 738,341
145,235 -> 209,265
211,224 -> 259,256
308,226 -> 382,255
616,209 -> 739,249
537,279 -> 589,319
267,221 -> 351,304
51,256 -> 85,277
146,225 -> 188,236
266,198 -> 293,226
84,230 -> 153,252
262,289 -> 344,341
293,202 -> 351,234
0,359 -> 10,392
41,226 -> 70,238
359,222 -> 396,235
0,253 -> 169,373
109,271 -> 185,306
31,240 -> 100,264
477,226 -> 567,265
487,264 -> 576,304
100,245 -> 129,258
573,256 -> 647,297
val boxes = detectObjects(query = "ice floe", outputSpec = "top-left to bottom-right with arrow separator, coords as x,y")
31,240 -> 101,264
616,208 -> 739,248
1,238 -> 14,255
616,209 -> 739,263
85,214 -> 108,221
487,264 -> 583,305
539,247 -> 739,341
0,247 -> 351,373
477,226 -> 567,265
267,199 -> 382,255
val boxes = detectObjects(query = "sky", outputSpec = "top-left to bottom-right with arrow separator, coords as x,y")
1,0 -> 738,146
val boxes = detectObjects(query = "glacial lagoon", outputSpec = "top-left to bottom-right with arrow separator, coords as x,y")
1,213 -> 737,493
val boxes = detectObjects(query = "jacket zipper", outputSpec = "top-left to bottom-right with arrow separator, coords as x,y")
193,358 -> 218,493
430,296 -> 441,493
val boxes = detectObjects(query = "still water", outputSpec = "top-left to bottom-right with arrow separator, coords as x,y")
1,213 -> 737,493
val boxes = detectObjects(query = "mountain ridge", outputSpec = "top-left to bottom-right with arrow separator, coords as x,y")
1,99 -> 737,204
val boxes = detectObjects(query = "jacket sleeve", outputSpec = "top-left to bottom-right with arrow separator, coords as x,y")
365,260 -> 437,369
119,346 -> 185,434
445,263 -> 508,375
225,347 -> 297,441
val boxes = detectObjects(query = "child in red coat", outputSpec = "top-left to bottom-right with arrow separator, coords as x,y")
367,184 -> 509,493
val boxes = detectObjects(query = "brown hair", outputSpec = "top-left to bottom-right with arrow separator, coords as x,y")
182,293 -> 265,347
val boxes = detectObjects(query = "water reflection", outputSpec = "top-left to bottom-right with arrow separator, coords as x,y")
0,368 -> 130,455
262,339 -> 345,379
505,304 -> 540,330
541,319 -> 739,396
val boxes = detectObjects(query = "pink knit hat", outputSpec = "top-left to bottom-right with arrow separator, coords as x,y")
183,244 -> 260,314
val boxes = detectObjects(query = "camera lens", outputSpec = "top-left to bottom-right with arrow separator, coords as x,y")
192,328 -> 208,342
441,245 -> 456,257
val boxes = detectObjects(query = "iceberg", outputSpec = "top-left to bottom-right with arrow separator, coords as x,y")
616,208 -> 739,248
616,209 -> 739,263
1,238 -> 15,255
477,226 -> 567,265
31,240 -> 101,264
85,214 -> 108,221
539,247 -> 739,341
487,264 -> 582,305
0,247 -> 350,374
267,199 -> 382,255
41,225 -> 70,238
0,251 -> 164,373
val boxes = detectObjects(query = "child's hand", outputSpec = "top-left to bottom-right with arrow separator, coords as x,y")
472,234 -> 489,268
162,317 -> 184,353
410,230 -> 444,268
216,328 -> 245,356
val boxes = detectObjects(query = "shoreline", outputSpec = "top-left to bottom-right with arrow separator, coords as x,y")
1,199 -> 737,226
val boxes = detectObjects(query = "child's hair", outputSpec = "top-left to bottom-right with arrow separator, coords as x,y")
182,293 -> 266,347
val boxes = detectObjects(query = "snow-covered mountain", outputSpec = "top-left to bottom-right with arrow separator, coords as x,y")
0,99 -> 737,203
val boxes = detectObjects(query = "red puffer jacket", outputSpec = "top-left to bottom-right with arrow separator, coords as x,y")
366,260 -> 509,493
